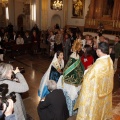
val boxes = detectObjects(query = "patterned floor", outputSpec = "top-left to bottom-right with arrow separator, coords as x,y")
113,89 -> 120,119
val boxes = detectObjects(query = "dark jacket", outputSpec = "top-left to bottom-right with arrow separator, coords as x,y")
114,42 -> 120,58
10,34 -> 17,41
37,89 -> 69,120
24,35 -> 31,44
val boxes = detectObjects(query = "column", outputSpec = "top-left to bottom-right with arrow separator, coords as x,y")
0,0 -> 2,16
63,0 -> 68,27
8,0 -> 15,26
87,0 -> 95,19
112,0 -> 120,20
41,0 -> 48,30
36,0 -> 41,29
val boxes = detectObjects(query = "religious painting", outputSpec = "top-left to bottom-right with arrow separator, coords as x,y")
72,0 -> 84,18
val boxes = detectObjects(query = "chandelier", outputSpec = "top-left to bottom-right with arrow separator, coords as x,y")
2,0 -> 8,2
52,0 -> 63,11
2,0 -> 8,6
2,0 -> 8,3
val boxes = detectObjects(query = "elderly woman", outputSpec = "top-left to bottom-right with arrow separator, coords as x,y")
0,63 -> 29,120
37,80 -> 69,120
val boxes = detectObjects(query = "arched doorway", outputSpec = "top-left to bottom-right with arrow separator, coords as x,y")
51,14 -> 61,28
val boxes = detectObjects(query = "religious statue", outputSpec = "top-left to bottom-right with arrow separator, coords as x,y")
73,0 -> 83,17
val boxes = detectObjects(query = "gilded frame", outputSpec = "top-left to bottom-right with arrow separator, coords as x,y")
72,0 -> 84,18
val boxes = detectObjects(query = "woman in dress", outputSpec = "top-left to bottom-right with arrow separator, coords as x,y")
57,40 -> 84,116
38,51 -> 64,99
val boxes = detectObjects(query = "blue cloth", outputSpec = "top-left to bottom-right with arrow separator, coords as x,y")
49,66 -> 61,82
5,114 -> 16,120
63,91 -> 78,116
41,85 -> 50,98
38,66 -> 61,98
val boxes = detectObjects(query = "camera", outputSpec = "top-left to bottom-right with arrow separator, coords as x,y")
19,67 -> 25,74
0,84 -> 16,110
14,67 -> 25,74
11,67 -> 25,80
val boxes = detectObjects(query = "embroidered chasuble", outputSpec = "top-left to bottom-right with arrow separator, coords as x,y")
63,57 -> 84,86
74,55 -> 114,120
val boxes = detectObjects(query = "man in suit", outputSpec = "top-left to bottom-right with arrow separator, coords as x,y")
9,31 -> 17,42
37,80 -> 69,120
24,31 -> 31,44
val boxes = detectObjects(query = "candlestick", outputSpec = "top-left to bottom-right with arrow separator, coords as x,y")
113,20 -> 115,28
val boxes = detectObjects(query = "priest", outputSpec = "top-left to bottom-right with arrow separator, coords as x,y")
74,42 -> 114,120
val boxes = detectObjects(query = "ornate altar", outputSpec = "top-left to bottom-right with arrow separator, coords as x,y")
84,0 -> 120,35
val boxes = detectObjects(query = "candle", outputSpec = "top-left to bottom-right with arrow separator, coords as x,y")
94,20 -> 95,26
116,21 -> 118,28
88,19 -> 90,25
89,20 -> 91,26
113,20 -> 115,27
119,21 -> 120,28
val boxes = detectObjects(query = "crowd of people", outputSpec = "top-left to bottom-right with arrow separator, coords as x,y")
0,23 -> 119,120
38,40 -> 114,120
0,23 -> 41,60
38,26 -> 119,120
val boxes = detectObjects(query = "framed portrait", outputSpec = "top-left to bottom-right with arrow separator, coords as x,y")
72,0 -> 84,18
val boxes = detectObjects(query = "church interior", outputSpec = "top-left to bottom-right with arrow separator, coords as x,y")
0,0 -> 120,120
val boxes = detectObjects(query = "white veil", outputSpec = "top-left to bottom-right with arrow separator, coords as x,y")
38,53 -> 64,98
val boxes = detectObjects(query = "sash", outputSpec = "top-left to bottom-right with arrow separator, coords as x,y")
63,59 -> 80,77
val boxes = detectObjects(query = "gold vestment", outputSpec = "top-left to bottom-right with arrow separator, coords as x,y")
74,55 -> 114,120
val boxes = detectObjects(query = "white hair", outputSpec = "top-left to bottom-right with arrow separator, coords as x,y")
0,63 -> 13,79
47,80 -> 57,91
